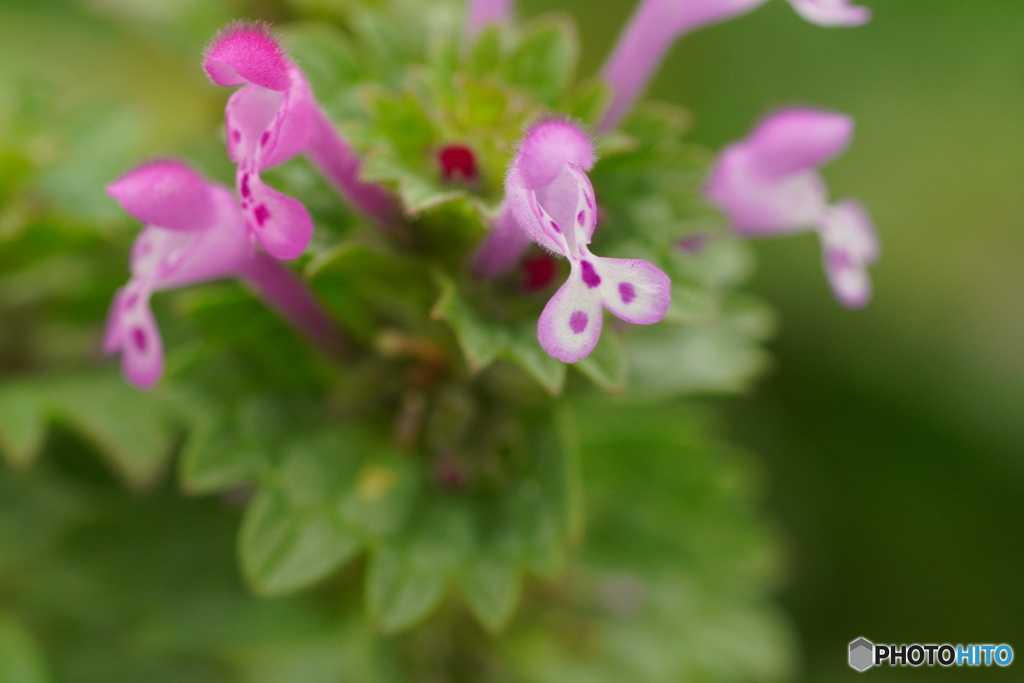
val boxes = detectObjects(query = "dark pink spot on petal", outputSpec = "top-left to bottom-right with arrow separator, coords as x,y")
569,311 -> 588,334
584,192 -> 594,209
254,204 -> 270,227
550,220 -> 561,233
577,210 -> 586,226
260,131 -> 271,147
618,282 -> 637,304
124,292 -> 140,309
232,129 -> 241,143
132,328 -> 147,352
240,173 -> 251,198
580,260 -> 602,288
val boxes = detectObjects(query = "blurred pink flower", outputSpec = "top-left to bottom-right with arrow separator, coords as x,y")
706,107 -> 879,307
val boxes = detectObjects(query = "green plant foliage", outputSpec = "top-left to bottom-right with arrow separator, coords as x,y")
0,0 -> 794,679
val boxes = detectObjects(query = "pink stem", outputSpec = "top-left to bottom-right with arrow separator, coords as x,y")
305,111 -> 403,230
237,251 -> 346,357
471,204 -> 534,278
598,0 -> 763,133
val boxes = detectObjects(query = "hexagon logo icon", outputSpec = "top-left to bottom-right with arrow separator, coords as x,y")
849,637 -> 875,672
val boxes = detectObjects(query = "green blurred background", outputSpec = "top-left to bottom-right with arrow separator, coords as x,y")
3,0 -> 1023,680
540,0 -> 1024,679
549,0 -> 1024,680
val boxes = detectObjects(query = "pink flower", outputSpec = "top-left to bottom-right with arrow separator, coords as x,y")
204,22 -> 398,260
105,160 -> 342,389
506,120 -> 671,362
467,0 -> 513,36
705,107 -> 879,308
599,0 -> 871,132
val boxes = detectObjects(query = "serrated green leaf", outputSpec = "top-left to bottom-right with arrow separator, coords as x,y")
0,615 -> 50,683
367,547 -> 447,634
461,553 -> 521,633
576,328 -> 627,394
468,25 -> 503,79
432,273 -> 566,394
503,19 -> 578,105
240,488 -> 362,597
0,374 -> 179,488
178,395 -> 289,495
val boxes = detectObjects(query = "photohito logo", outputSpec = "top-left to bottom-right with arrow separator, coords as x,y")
849,637 -> 1014,672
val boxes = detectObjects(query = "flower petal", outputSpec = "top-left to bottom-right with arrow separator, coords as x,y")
515,119 -> 595,190
107,160 -> 215,232
239,170 -> 314,261
506,166 -> 569,255
706,146 -> 828,234
225,80 -> 314,169
819,199 -> 878,308
105,286 -> 164,389
786,0 -> 871,27
747,108 -> 854,178
537,267 -> 604,363
471,205 -> 535,277
204,21 -> 291,91
593,256 -> 672,324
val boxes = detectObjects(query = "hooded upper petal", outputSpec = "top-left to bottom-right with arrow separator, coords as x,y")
204,21 -> 291,91
705,108 -> 853,234
107,160 -> 216,232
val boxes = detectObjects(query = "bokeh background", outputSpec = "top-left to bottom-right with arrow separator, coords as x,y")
3,0 -> 1023,680
547,0 -> 1024,680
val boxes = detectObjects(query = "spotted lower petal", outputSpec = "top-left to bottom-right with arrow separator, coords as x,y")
240,170 -> 314,261
595,256 -> 672,325
105,287 -> 165,390
819,199 -> 878,308
538,267 -> 604,363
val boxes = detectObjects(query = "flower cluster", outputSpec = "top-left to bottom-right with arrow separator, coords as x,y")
106,0 -> 878,388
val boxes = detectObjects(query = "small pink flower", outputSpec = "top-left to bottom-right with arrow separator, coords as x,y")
599,0 -> 870,132
467,0 -> 513,36
204,22 -> 398,260
705,107 -> 879,308
105,160 -> 341,389
506,120 -> 671,362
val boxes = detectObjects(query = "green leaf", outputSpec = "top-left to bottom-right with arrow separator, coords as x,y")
0,374 -> 179,488
503,18 -> 578,105
240,430 -> 417,597
468,25 -> 503,79
178,395 -> 293,495
240,488 -> 362,597
367,498 -> 473,632
432,273 -> 566,394
461,553 -> 521,633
